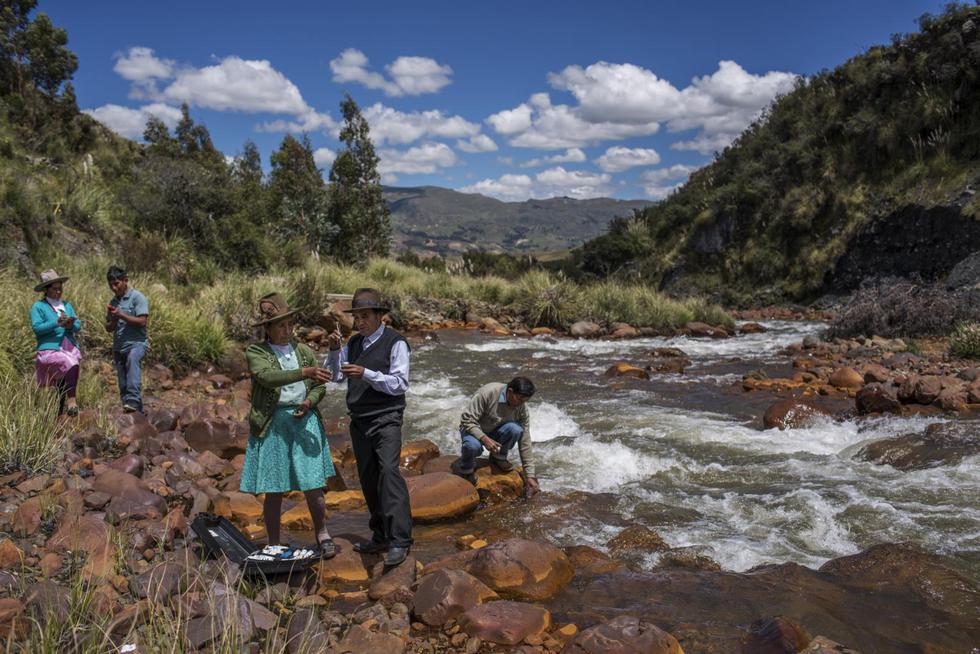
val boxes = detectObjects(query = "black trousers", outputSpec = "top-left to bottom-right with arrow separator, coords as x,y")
350,410 -> 413,547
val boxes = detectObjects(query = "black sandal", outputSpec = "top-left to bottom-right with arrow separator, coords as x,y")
66,406 -> 79,417
318,538 -> 338,559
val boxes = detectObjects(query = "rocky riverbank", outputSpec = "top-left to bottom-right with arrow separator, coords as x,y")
2,330 -> 979,653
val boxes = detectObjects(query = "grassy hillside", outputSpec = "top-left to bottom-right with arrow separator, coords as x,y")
578,3 -> 980,305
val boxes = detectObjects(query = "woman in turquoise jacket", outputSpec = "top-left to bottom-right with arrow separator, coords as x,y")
30,269 -> 83,416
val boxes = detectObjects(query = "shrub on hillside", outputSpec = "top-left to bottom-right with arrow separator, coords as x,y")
828,277 -> 963,338
950,322 -> 980,359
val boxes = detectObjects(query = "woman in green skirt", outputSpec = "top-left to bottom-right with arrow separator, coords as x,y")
240,292 -> 338,560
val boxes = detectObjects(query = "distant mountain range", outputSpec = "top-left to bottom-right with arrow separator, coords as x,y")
383,186 -> 654,255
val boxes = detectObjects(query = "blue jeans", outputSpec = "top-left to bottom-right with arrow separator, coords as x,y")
113,341 -> 147,412
458,421 -> 523,474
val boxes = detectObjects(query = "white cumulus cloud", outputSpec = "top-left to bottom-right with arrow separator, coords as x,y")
378,142 -> 458,175
492,60 -> 796,154
520,148 -> 586,168
456,134 -> 498,153
362,103 -> 479,145
595,146 -> 661,172
83,102 -> 182,139
313,147 -> 337,168
257,110 -> 338,135
113,47 -> 174,82
459,174 -> 534,202
330,48 -> 452,96
161,56 -> 309,114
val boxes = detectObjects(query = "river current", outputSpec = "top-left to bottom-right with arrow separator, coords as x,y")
320,321 -> 980,578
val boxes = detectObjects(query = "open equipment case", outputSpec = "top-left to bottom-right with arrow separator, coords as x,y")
190,512 -> 318,578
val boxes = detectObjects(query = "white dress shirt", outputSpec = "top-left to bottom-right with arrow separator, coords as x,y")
327,323 -> 410,395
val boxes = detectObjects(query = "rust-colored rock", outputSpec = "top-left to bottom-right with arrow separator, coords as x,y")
570,321 -> 602,338
11,497 -> 41,536
861,364 -> 890,384
829,367 -> 864,389
400,439 -> 441,472
47,514 -> 117,580
406,472 -> 479,522
475,466 -> 524,503
607,525 -> 669,557
425,538 -> 573,601
368,555 -> 417,600
738,322 -> 767,334
685,322 -> 728,339
741,616 -> 812,654
563,615 -> 684,654
856,422 -> 980,471
459,600 -> 550,646
913,375 -> 943,405
413,568 -> 498,626
935,386 -> 967,412
214,491 -> 263,525
315,537 -> 371,584
338,624 -> 405,654
0,598 -> 25,639
604,363 -> 650,380
0,539 -> 23,569
855,383 -> 902,415
562,545 -> 623,575
183,418 -> 247,459
609,324 -> 640,339
763,399 -> 832,430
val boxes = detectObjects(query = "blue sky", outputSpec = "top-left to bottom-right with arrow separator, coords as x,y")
46,0 -> 946,201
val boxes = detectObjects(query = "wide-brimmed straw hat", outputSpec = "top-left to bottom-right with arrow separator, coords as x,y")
34,269 -> 70,293
343,288 -> 391,313
251,292 -> 299,327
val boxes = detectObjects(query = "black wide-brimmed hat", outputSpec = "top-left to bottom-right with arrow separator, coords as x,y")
251,292 -> 299,327
343,288 -> 391,313
34,269 -> 70,293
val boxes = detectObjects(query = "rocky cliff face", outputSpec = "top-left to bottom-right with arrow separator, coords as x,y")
826,201 -> 980,292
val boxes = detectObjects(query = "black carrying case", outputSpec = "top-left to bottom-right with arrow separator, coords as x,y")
190,512 -> 317,578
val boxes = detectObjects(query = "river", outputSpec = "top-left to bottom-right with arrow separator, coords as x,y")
320,320 -> 980,579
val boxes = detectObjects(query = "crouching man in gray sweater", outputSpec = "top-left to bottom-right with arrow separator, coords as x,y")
451,376 -> 540,497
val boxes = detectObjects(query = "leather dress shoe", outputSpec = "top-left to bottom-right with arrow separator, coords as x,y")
352,540 -> 389,554
384,546 -> 410,566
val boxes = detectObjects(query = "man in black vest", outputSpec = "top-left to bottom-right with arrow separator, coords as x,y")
326,288 -> 413,566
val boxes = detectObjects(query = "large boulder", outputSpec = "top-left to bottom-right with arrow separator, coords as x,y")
183,418 -> 248,459
413,568 -> 498,626
762,399 -> 832,430
856,422 -> 980,470
338,624 -> 405,654
91,469 -> 166,520
47,514 -> 117,580
458,600 -> 550,646
406,472 -> 479,522
855,383 -> 902,415
819,542 -> 980,618
425,538 -> 573,601
562,615 -> 684,654
570,321 -> 603,338
315,538 -> 372,585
